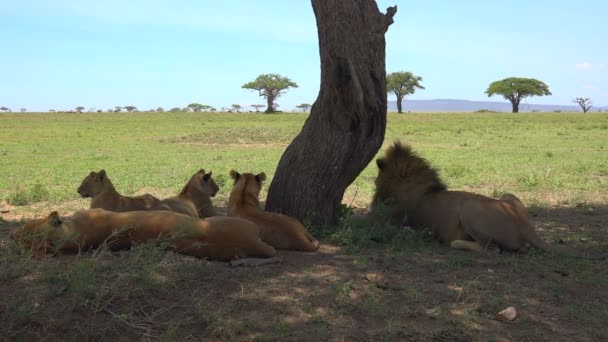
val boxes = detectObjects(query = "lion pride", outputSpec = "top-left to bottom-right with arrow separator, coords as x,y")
77,170 -> 160,212
155,169 -> 219,218
372,141 -> 601,258
11,209 -> 276,260
227,170 -> 319,252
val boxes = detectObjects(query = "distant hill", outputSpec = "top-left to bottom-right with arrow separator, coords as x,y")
388,99 -> 607,113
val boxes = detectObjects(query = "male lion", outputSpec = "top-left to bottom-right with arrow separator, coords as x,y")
78,170 -> 160,212
372,141 -> 601,257
11,209 -> 276,261
154,169 -> 219,218
227,170 -> 319,252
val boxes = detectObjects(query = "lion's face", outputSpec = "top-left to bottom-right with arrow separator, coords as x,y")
191,169 -> 220,197
11,211 -> 64,256
77,170 -> 108,198
230,170 -> 266,200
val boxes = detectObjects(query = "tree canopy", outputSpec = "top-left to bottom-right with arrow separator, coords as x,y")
242,74 -> 298,113
485,77 -> 551,113
386,71 -> 424,113
123,106 -> 137,112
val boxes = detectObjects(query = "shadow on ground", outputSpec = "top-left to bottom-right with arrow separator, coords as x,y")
0,203 -> 607,341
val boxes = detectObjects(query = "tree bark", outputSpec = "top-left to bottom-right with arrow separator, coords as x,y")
265,96 -> 276,113
396,94 -> 404,113
512,101 -> 519,113
265,0 -> 397,227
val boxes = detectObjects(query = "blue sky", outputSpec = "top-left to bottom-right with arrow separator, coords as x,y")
1,0 -> 606,111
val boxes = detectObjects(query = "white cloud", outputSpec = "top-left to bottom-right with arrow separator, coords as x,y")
574,62 -> 593,70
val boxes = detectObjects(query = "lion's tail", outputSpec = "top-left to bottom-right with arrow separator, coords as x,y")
523,227 -> 606,260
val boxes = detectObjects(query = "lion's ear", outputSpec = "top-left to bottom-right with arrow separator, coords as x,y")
255,172 -> 266,183
230,170 -> 240,180
198,168 -> 206,174
203,172 -> 212,182
376,158 -> 386,170
46,211 -> 62,227
98,169 -> 107,180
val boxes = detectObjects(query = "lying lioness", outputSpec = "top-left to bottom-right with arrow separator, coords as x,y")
78,170 -> 161,212
372,141 -> 604,258
227,170 -> 319,252
11,209 -> 276,260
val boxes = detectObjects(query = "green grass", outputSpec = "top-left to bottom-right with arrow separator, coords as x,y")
1,111 -> 607,213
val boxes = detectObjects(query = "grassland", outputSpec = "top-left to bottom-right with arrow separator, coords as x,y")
1,111 -> 607,340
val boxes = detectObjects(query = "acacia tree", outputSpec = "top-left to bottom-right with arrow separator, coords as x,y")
156,107 -> 164,112
387,71 -> 424,113
231,104 -> 242,112
251,104 -> 265,112
75,106 -> 85,113
20,108 -> 27,113
573,97 -> 592,113
242,74 -> 298,113
486,77 -> 551,113
295,103 -> 312,112
187,103 -> 204,112
123,106 -> 137,112
265,1 -> 397,227
114,106 -> 122,112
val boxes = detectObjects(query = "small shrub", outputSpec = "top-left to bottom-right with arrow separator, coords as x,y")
7,181 -> 50,205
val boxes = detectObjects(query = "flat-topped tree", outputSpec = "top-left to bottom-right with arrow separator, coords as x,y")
75,106 -> 85,113
251,104 -> 265,112
187,103 -> 204,112
295,103 -> 312,112
242,74 -> 298,113
265,1 -> 397,227
486,77 -> 551,113
387,71 -> 424,113
123,106 -> 137,112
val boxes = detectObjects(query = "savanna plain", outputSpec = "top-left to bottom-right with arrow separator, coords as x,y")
1,111 -> 607,341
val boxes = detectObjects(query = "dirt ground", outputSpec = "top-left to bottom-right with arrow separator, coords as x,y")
1,204 -> 607,341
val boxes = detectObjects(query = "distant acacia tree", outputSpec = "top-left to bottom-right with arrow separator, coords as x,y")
242,74 -> 298,113
486,77 -> 551,113
170,107 -> 181,112
295,103 -> 312,112
386,71 -> 424,113
20,108 -> 27,113
75,106 -> 85,113
231,104 -> 242,112
0,107 -> 11,112
49,109 -> 56,112
123,106 -> 137,112
97,109 -> 102,113
156,107 -> 164,112
251,104 -> 265,112
114,106 -> 122,112
187,103 -> 204,112
573,97 -> 592,113
200,105 -> 213,112
107,109 -> 113,112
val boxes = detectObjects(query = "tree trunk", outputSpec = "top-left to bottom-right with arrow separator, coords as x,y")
511,101 -> 519,113
265,96 -> 275,113
396,95 -> 403,113
265,0 -> 397,227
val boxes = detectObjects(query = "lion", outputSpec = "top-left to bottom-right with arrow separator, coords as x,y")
154,169 -> 219,218
77,170 -> 161,212
227,170 -> 319,252
372,141 -> 602,258
11,209 -> 276,261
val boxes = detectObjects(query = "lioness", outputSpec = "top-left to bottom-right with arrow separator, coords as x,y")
155,169 -> 219,218
78,170 -> 160,212
372,141 -> 602,258
227,170 -> 319,252
11,209 -> 276,260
